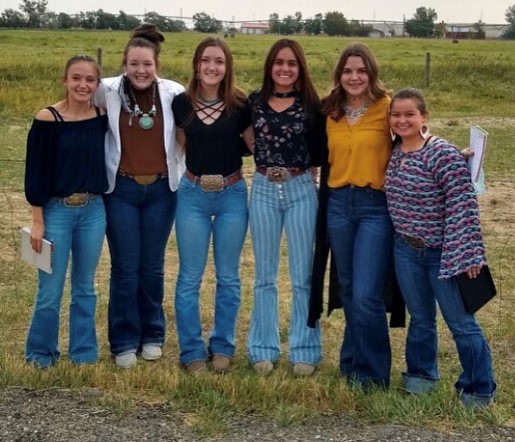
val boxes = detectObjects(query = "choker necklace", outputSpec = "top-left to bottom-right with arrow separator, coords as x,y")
272,90 -> 297,99
129,82 -> 157,130
199,94 -> 222,105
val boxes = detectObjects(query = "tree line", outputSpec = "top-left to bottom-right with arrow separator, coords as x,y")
2,1 -> 515,40
0,0 -> 188,31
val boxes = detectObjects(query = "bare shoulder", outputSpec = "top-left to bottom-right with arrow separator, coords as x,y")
35,101 -> 63,121
34,107 -> 55,122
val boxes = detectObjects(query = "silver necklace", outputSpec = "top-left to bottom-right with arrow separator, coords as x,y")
343,101 -> 369,120
130,82 -> 157,130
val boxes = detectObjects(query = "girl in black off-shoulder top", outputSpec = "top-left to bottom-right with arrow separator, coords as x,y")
24,55 -> 108,369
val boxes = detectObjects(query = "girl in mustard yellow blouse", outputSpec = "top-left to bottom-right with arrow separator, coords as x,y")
310,43 -> 394,389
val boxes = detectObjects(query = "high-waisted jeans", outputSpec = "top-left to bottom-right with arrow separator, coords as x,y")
174,176 -> 248,366
25,196 -> 106,368
247,171 -> 321,365
104,175 -> 177,356
327,185 -> 393,387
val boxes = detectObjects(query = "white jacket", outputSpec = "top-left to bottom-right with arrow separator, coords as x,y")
96,75 -> 185,193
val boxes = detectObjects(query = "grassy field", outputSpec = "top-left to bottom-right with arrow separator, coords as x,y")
0,30 -> 514,436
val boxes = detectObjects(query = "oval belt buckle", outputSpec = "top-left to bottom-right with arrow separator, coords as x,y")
64,193 -> 88,207
200,175 -> 225,192
134,175 -> 158,185
266,166 -> 289,183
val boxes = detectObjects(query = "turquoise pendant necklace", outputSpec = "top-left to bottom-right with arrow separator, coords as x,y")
130,82 -> 157,130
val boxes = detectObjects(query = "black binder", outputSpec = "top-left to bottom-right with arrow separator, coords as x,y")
456,266 -> 496,314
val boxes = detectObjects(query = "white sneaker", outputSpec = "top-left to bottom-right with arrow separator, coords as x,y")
141,345 -> 162,361
115,352 -> 137,369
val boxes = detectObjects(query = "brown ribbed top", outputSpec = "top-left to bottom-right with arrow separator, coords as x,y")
119,86 -> 167,175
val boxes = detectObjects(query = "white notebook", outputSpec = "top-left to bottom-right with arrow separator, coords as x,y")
21,226 -> 53,274
468,125 -> 488,182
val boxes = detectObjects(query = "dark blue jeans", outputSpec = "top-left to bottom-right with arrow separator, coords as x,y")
394,234 -> 496,405
104,175 -> 177,355
327,185 -> 393,387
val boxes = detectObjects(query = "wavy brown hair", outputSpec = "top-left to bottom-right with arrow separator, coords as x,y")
322,43 -> 389,121
258,39 -> 319,115
186,37 -> 246,115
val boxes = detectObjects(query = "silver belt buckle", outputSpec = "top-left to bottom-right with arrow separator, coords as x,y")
63,193 -> 89,207
200,174 -> 225,192
266,167 -> 289,183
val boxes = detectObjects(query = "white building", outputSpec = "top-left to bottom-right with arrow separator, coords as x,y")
240,22 -> 269,35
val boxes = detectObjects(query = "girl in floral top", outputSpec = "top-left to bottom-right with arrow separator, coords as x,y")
247,39 -> 324,376
385,88 -> 496,408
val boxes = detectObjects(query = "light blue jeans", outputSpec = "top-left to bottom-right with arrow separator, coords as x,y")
394,234 -> 496,406
327,185 -> 393,388
25,196 -> 106,368
247,172 -> 321,365
175,176 -> 248,366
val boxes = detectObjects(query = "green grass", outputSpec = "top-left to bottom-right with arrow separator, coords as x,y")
0,30 -> 514,436
1,30 -> 515,117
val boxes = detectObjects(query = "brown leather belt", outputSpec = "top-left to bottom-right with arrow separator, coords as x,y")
256,166 -> 308,183
117,169 -> 168,185
401,234 -> 426,249
185,169 -> 243,192
57,192 -> 98,207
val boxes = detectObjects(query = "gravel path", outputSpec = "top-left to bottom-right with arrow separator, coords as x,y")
1,388 -> 514,442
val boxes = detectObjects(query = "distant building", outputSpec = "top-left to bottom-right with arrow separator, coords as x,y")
364,21 -> 404,37
445,23 -> 505,39
368,29 -> 385,38
240,22 -> 269,35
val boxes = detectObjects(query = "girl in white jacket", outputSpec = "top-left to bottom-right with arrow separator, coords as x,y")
95,24 -> 184,369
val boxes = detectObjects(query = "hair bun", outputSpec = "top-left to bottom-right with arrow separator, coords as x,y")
131,23 -> 165,45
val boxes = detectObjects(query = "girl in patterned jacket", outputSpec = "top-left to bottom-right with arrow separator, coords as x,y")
384,87 -> 496,409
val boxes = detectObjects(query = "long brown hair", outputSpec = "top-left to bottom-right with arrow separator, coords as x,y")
259,39 -> 319,115
322,43 -> 389,121
186,37 -> 246,115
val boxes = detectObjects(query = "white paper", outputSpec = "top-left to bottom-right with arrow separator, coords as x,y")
472,168 -> 486,196
20,226 -> 53,274
468,125 -> 488,182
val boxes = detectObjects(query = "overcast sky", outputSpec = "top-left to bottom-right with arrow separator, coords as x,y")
2,0 -> 512,24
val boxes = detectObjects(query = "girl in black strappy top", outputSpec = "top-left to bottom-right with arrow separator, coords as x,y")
172,37 -> 253,373
24,54 -> 108,369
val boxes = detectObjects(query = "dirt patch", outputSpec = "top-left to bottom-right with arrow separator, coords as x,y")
1,388 -> 514,442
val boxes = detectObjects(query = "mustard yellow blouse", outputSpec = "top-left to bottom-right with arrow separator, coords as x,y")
327,95 -> 391,190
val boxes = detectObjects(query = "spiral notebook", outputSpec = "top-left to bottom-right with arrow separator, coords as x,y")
20,226 -> 53,274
